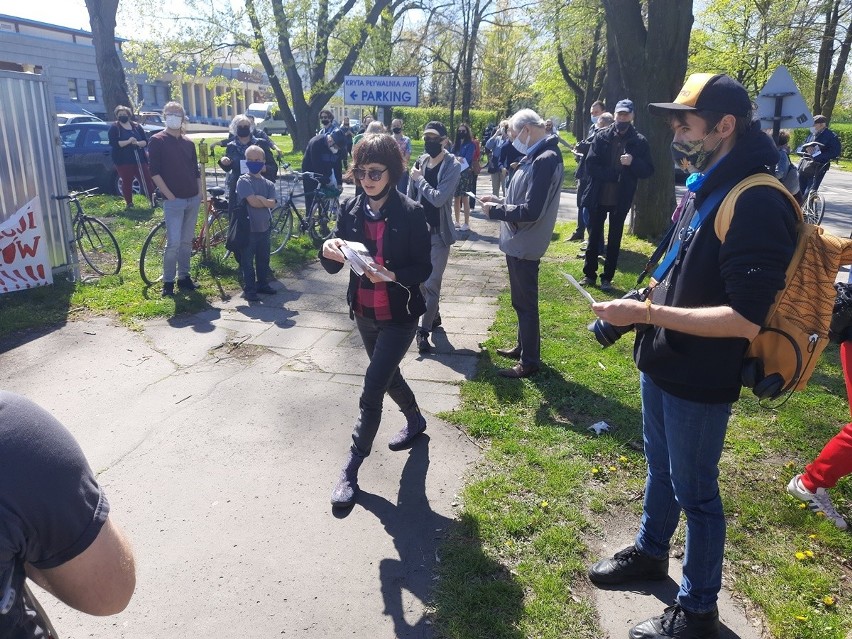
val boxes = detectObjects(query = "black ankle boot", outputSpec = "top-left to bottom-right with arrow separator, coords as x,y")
330,447 -> 365,508
388,407 -> 427,451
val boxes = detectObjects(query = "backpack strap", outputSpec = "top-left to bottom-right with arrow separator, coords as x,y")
713,173 -> 803,242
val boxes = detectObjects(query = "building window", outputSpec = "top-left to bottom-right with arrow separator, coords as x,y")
137,84 -> 144,101
68,78 -> 78,101
86,80 -> 96,102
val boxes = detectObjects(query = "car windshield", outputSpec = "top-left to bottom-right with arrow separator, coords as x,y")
247,109 -> 267,119
142,114 -> 163,124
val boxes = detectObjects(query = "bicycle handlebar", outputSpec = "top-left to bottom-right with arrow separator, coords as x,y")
52,187 -> 100,201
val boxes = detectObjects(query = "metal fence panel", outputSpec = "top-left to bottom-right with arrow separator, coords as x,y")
0,69 -> 74,272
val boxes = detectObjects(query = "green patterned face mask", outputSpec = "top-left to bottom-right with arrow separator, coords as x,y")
670,128 -> 722,173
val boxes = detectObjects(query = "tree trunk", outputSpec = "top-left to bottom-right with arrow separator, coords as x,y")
814,1 -> 840,115
84,0 -> 130,115
823,9 -> 852,119
602,0 -> 693,239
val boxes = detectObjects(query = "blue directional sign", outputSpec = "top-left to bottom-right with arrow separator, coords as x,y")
344,76 -> 419,107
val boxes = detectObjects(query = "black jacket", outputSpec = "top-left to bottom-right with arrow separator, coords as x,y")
634,121 -> 797,403
302,133 -> 344,185
319,190 -> 432,322
580,123 -> 653,213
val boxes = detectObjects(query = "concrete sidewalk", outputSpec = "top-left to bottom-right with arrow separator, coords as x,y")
0,179 -> 762,638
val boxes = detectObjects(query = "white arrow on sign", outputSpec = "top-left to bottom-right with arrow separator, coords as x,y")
755,65 -> 813,129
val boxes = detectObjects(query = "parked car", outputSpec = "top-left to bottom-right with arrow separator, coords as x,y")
260,116 -> 289,136
56,113 -> 103,125
136,111 -> 165,134
58,122 -> 143,195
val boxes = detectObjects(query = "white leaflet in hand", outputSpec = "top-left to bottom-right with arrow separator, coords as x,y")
339,241 -> 392,282
562,272 -> 597,305
465,191 -> 485,206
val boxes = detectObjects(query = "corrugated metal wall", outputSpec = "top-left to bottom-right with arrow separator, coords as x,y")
0,69 -> 74,272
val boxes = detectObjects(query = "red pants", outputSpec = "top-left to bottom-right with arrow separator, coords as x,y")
116,162 -> 155,206
801,341 -> 852,491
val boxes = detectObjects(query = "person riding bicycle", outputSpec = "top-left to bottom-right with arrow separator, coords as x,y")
797,114 -> 841,199
0,391 -> 135,637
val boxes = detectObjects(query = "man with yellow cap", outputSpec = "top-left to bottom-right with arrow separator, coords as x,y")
585,74 -> 797,639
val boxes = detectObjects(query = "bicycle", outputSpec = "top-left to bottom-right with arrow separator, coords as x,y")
800,159 -> 829,225
138,188 -> 230,286
269,167 -> 341,254
53,188 -> 122,276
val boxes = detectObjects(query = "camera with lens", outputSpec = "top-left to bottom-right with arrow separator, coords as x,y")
588,288 -> 649,347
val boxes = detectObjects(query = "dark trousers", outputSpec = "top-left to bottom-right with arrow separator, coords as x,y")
351,316 -> 418,456
799,162 -> 829,199
506,255 -> 541,368
303,176 -> 319,215
584,205 -> 628,282
240,229 -> 271,293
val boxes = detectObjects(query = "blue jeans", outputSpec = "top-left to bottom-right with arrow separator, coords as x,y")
506,255 -> 541,368
240,229 -> 271,293
635,373 -> 732,613
163,195 -> 201,282
351,316 -> 418,456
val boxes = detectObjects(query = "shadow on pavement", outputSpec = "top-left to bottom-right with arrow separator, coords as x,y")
356,436 -> 524,638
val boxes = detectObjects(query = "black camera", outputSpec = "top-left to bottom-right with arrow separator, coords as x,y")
588,288 -> 648,347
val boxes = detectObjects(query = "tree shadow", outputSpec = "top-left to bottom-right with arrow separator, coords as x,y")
357,436 -> 524,638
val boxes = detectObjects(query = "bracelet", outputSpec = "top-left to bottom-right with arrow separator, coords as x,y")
645,297 -> 653,324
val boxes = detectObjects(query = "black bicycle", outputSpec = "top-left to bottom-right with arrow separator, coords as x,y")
53,188 -> 122,276
270,168 -> 341,254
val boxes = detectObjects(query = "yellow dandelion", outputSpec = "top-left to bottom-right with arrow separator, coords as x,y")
619,456 -> 628,463
795,551 -> 806,560
799,503 -> 807,509
804,550 -> 814,558
823,595 -> 835,607
795,615 -> 808,621
591,467 -> 599,474
540,501 -> 549,509
609,466 -> 617,471
816,511 -> 826,518
785,461 -> 796,469
808,534 -> 817,539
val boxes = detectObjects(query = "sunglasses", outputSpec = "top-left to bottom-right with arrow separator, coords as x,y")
353,167 -> 388,182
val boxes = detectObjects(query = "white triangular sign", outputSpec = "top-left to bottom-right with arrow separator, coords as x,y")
755,66 -> 813,129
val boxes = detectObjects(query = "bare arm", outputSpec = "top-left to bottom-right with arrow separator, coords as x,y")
591,298 -> 761,341
245,194 -> 275,208
26,516 -> 135,616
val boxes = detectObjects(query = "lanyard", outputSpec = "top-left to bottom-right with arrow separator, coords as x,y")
651,184 -> 731,282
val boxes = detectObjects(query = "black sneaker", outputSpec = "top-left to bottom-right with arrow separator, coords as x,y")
161,282 -> 175,297
588,545 -> 668,585
567,230 -> 584,241
176,276 -> 199,291
578,276 -> 597,287
257,285 -> 276,295
431,312 -> 442,331
243,290 -> 260,302
416,331 -> 431,353
629,603 -> 720,639
600,279 -> 614,292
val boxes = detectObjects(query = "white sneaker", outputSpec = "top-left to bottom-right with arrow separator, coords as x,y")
460,223 -> 470,231
787,474 -> 848,530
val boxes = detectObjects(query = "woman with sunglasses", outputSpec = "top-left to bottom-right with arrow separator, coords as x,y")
320,133 -> 432,509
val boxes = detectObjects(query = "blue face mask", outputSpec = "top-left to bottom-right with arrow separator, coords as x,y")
591,115 -> 598,126
246,160 -> 265,174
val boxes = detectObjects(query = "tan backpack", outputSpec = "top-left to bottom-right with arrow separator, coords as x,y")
714,174 -> 852,401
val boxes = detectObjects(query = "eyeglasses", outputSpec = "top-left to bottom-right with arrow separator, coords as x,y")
352,167 -> 388,182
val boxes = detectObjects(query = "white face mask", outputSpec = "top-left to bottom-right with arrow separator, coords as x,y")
165,114 -> 183,130
512,129 -> 530,154
330,145 -> 340,154
591,115 -> 598,126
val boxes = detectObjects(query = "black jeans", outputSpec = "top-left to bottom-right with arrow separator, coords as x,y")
583,205 -> 628,282
351,316 -> 418,456
506,255 -> 541,368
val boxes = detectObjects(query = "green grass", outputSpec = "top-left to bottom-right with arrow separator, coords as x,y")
432,223 -> 852,638
0,192 -> 317,339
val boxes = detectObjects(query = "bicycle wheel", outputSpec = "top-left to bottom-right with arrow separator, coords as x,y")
270,205 -> 294,254
204,210 -> 230,263
308,198 -> 338,245
812,191 -> 825,225
139,220 -> 167,285
76,216 -> 121,276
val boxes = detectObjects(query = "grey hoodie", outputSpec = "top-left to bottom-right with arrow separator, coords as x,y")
407,152 -> 462,247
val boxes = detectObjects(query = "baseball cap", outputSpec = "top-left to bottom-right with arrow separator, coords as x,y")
423,120 -> 448,138
648,73 -> 752,117
614,99 -> 634,114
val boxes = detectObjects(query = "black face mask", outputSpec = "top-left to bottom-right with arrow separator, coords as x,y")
457,130 -> 468,139
367,181 -> 394,205
616,121 -> 631,134
118,115 -> 129,123
236,126 -> 251,137
424,140 -> 443,157
392,127 -> 402,134
320,119 -> 331,126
